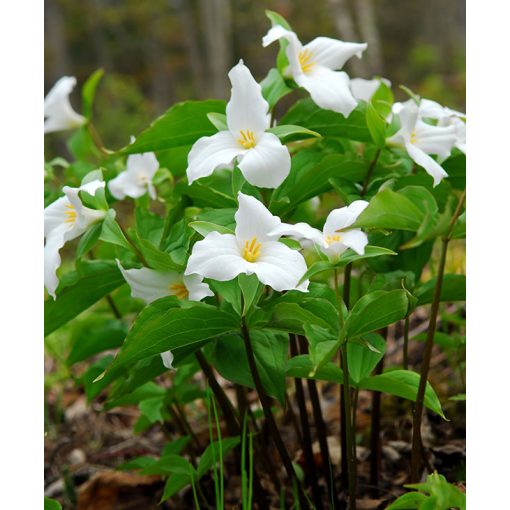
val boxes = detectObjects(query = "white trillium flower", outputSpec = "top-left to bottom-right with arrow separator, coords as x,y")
270,200 -> 369,262
116,261 -> 214,372
108,151 -> 159,200
350,77 -> 392,102
186,60 -> 291,189
262,25 -> 367,117
116,261 -> 213,304
44,76 -> 86,134
387,101 -> 457,186
185,193 -> 309,292
44,180 -> 106,299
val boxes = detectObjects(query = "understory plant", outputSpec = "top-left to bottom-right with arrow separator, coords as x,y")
44,10 -> 466,510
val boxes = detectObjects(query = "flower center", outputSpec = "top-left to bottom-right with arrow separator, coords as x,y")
138,174 -> 149,185
410,129 -> 417,144
238,130 -> 256,149
169,282 -> 189,300
325,234 -> 341,247
243,237 -> 262,262
298,49 -> 316,74
64,203 -> 77,223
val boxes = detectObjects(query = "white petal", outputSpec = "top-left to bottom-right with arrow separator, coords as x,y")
186,131 -> 242,184
415,121 -> 457,159
419,99 -> 447,119
44,196 -> 73,238
340,229 -> 368,255
296,67 -> 357,117
127,152 -> 159,179
269,222 -> 324,246
323,200 -> 369,238
405,142 -> 448,187
108,171 -> 146,200
183,274 -> 215,302
251,241 -> 309,292
63,185 -> 106,232
160,350 -> 175,370
44,76 -> 86,133
262,25 -> 303,78
116,261 -> 180,304
235,192 -> 282,243
44,227 -> 68,299
226,61 -> 270,139
237,132 -> 291,188
350,78 -> 385,102
303,37 -> 367,70
80,179 -> 106,196
184,232 -> 249,282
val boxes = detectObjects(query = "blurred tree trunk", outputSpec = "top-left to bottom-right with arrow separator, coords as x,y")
199,0 -> 232,98
354,0 -> 383,75
45,0 -> 72,79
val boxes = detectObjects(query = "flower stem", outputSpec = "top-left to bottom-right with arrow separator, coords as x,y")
86,122 -> 110,157
361,148 -> 381,196
410,190 -> 466,481
241,316 -> 309,509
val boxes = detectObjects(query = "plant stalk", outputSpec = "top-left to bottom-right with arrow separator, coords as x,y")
361,148 -> 381,195
241,317 -> 309,509
369,355 -> 384,496
403,316 -> 410,370
410,191 -> 466,481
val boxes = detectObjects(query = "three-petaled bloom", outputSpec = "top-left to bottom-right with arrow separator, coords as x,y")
108,146 -> 159,200
270,200 -> 369,262
185,193 -> 309,292
45,180 -> 106,298
44,76 -> 86,134
388,100 -> 457,186
186,60 -> 291,189
262,25 -> 367,117
116,261 -> 214,371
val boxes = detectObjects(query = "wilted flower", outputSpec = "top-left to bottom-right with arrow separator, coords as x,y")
262,25 -> 367,116
187,60 -> 290,188
108,148 -> 159,200
271,200 -> 369,261
44,76 -> 86,134
185,192 -> 309,292
388,101 -> 457,186
44,180 -> 106,298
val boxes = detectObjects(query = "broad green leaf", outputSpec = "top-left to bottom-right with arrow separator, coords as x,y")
359,369 -> 445,417
68,319 -> 127,365
44,497 -> 62,510
207,112 -> 227,131
82,68 -> 104,119
286,355 -> 344,383
99,209 -> 133,251
239,273 -> 262,315
121,100 -> 226,154
366,100 -> 387,148
188,221 -> 235,237
260,68 -> 293,109
139,395 -> 165,423
142,453 -> 195,477
45,260 -> 125,336
345,289 -> 409,339
162,474 -> 192,501
134,236 -> 182,271
371,81 -> 394,118
298,260 -> 336,283
385,492 -> 426,509
451,211 -> 466,239
197,437 -> 240,478
415,274 -> 466,306
265,9 -> 291,30
347,333 -> 386,385
336,246 -> 398,267
108,299 -> 240,370
267,124 -> 321,143
76,222 -> 102,258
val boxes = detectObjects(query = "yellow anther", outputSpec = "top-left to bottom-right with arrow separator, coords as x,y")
325,234 -> 341,246
298,49 -> 316,74
238,130 -> 256,149
243,237 -> 262,262
410,130 -> 417,144
64,203 -> 77,223
169,282 -> 189,300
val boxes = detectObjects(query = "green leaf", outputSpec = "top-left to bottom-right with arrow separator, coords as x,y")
76,222 -> 102,258
366,100 -> 387,148
267,124 -> 321,143
162,474 -> 192,501
336,246 -> 398,267
44,497 -> 62,510
415,274 -> 466,306
99,210 -> 133,251
265,9 -> 292,30
82,68 -> 104,119
45,260 -> 125,336
108,300 -> 240,370
142,453 -> 195,477
68,319 -> 127,365
139,396 -> 165,423
239,273 -> 262,315
197,437 -> 240,478
286,355 -> 343,383
345,290 -> 409,339
298,260 -> 336,283
207,112 -> 227,131
260,68 -> 293,109
188,221 -> 235,237
121,100 -> 226,154
347,333 -> 386,385
450,211 -> 466,239
371,80 -> 394,118
385,492 -> 426,509
359,370 -> 445,417
135,237 -> 182,271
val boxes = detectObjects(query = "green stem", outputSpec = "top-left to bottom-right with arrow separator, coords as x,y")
241,316 -> 309,509
410,190 -> 466,481
361,148 -> 381,195
86,121 -> 110,156
116,220 -> 149,267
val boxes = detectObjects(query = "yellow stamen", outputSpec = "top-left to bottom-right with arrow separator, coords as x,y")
325,234 -> 341,246
169,282 -> 189,300
237,130 -> 256,149
243,237 -> 262,262
298,49 -> 316,74
64,203 -> 77,223
410,130 -> 417,144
